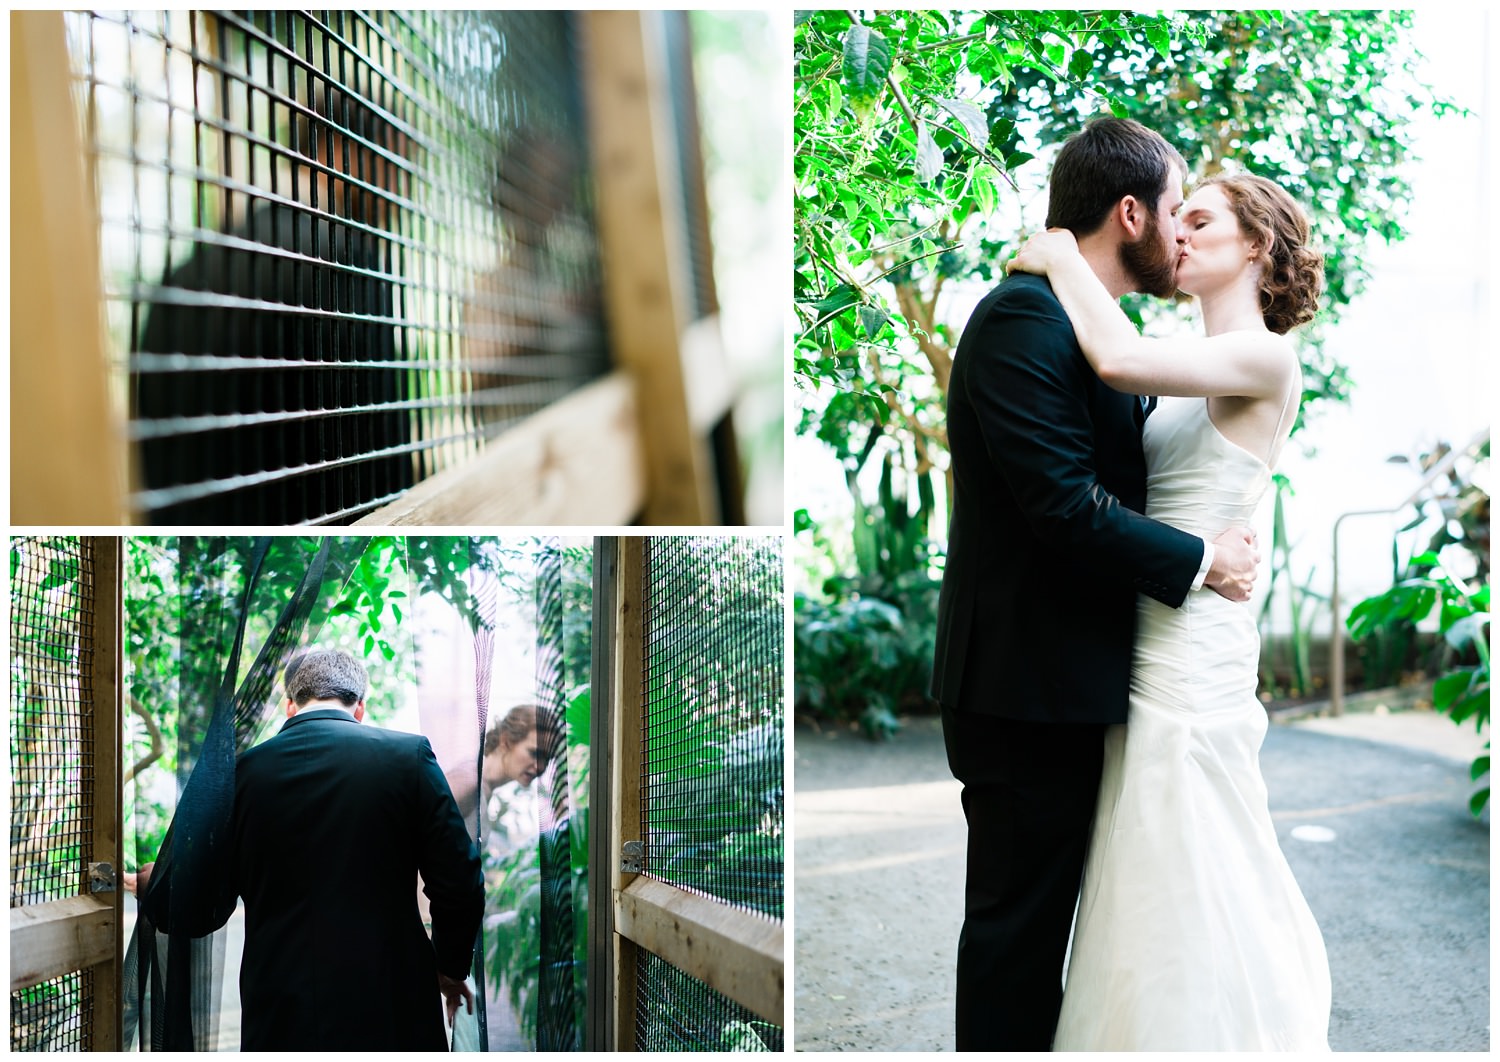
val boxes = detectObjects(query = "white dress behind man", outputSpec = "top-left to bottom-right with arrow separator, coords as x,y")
1053,395 -> 1331,1051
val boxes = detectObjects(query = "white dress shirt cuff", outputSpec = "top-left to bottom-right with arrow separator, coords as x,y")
1191,540 -> 1215,592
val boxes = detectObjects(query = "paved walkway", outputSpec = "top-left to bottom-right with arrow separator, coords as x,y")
792,708 -> 1490,1051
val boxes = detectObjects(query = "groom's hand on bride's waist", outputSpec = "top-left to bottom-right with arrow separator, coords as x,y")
1204,527 -> 1260,603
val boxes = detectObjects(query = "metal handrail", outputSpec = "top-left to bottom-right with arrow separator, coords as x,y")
1328,428 -> 1489,716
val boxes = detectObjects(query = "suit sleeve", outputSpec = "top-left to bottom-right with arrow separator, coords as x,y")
965,281 -> 1204,606
413,737 -> 484,981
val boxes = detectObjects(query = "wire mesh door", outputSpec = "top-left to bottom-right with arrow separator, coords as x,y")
66,10 -> 610,524
10,538 -> 123,1051
606,537 -> 784,1050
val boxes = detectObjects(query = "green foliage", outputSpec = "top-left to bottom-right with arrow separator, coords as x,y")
483,828 -> 543,1042
1257,474 -> 1329,699
1347,443 -> 1490,814
794,9 -> 1455,583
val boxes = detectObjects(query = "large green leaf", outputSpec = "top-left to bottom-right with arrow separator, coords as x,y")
842,25 -> 892,101
914,120 -> 944,183
935,96 -> 989,145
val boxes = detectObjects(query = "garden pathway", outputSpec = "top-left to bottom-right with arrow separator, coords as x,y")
792,707 -> 1489,1051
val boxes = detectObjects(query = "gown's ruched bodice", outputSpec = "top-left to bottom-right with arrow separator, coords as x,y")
1053,397 -> 1332,1051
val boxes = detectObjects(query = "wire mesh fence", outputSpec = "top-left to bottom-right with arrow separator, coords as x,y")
10,537 -> 98,908
9,538 -> 100,1051
640,536 -> 784,918
635,536 -> 784,1050
11,972 -> 95,1053
67,10 -> 610,524
632,949 -> 783,1052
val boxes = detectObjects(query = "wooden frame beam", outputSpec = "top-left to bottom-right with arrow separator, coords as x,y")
11,12 -> 127,524
356,372 -> 646,526
89,537 -> 124,1050
611,537 -> 647,1049
9,897 -> 115,992
615,878 -> 784,1023
580,12 -> 720,525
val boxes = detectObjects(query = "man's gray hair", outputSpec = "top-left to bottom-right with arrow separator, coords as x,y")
284,649 -> 368,707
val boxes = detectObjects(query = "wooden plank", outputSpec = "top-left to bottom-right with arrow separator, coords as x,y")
615,877 -> 784,1025
10,896 -> 116,991
579,12 -> 717,525
355,372 -> 645,526
88,537 -> 123,1050
11,12 -> 127,524
612,538 -> 647,1048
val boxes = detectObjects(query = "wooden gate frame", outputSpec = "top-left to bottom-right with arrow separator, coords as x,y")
8,537 -> 124,1050
12,11 -> 739,526
591,537 -> 784,1049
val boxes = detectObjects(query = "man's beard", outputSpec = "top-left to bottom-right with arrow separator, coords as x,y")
1119,212 -> 1179,298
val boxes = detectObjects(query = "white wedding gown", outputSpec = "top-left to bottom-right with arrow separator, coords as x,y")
1053,396 -> 1332,1051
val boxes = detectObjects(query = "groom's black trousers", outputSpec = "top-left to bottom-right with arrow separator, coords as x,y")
941,706 -> 1108,1051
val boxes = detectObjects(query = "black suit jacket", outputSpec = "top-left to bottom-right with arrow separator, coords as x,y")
932,273 -> 1205,725
217,710 -> 480,1050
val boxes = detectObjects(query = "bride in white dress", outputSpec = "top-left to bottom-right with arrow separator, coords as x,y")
1009,172 -> 1332,1051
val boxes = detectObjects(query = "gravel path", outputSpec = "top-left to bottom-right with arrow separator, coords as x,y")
792,708 -> 1489,1051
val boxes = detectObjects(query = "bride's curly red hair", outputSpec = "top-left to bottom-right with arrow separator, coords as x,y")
1199,173 -> 1323,335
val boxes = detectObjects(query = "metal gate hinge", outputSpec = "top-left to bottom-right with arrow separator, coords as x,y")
88,863 -> 117,893
621,840 -> 645,874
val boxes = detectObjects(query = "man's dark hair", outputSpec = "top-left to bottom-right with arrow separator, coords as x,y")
284,648 -> 369,707
1045,117 -> 1187,235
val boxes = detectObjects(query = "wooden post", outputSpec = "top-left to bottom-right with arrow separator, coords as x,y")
89,537 -> 123,1050
579,13 -> 720,525
611,538 -> 646,1049
11,13 -> 127,524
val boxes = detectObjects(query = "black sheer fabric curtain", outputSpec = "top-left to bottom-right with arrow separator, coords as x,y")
125,537 -> 334,1050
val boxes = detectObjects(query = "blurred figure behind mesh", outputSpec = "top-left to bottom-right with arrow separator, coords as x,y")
134,85 -> 414,524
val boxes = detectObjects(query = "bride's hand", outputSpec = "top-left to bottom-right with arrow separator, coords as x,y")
1006,228 -> 1080,277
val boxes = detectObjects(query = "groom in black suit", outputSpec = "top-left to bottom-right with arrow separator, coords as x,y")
141,647 -> 483,1050
931,118 -> 1259,1050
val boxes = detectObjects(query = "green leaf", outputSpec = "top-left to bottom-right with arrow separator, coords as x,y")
973,169 -> 997,216
842,25 -> 892,101
858,305 -> 890,340
794,508 -> 814,535
1443,611 -> 1489,650
1068,47 -> 1094,79
827,79 -> 843,117
1447,688 -> 1489,726
1004,150 -> 1035,171
1470,754 -> 1489,781
1433,669 -> 1473,711
1144,23 -> 1172,60
804,283 -> 860,316
914,120 -> 944,183
1469,787 -> 1489,817
935,96 -> 989,145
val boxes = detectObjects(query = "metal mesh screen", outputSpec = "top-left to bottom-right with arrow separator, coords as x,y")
10,538 -> 98,907
68,10 -> 610,524
9,538 -> 99,1051
632,536 -> 784,1048
11,971 -> 95,1052
640,536 -> 784,919
632,950 -> 782,1052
